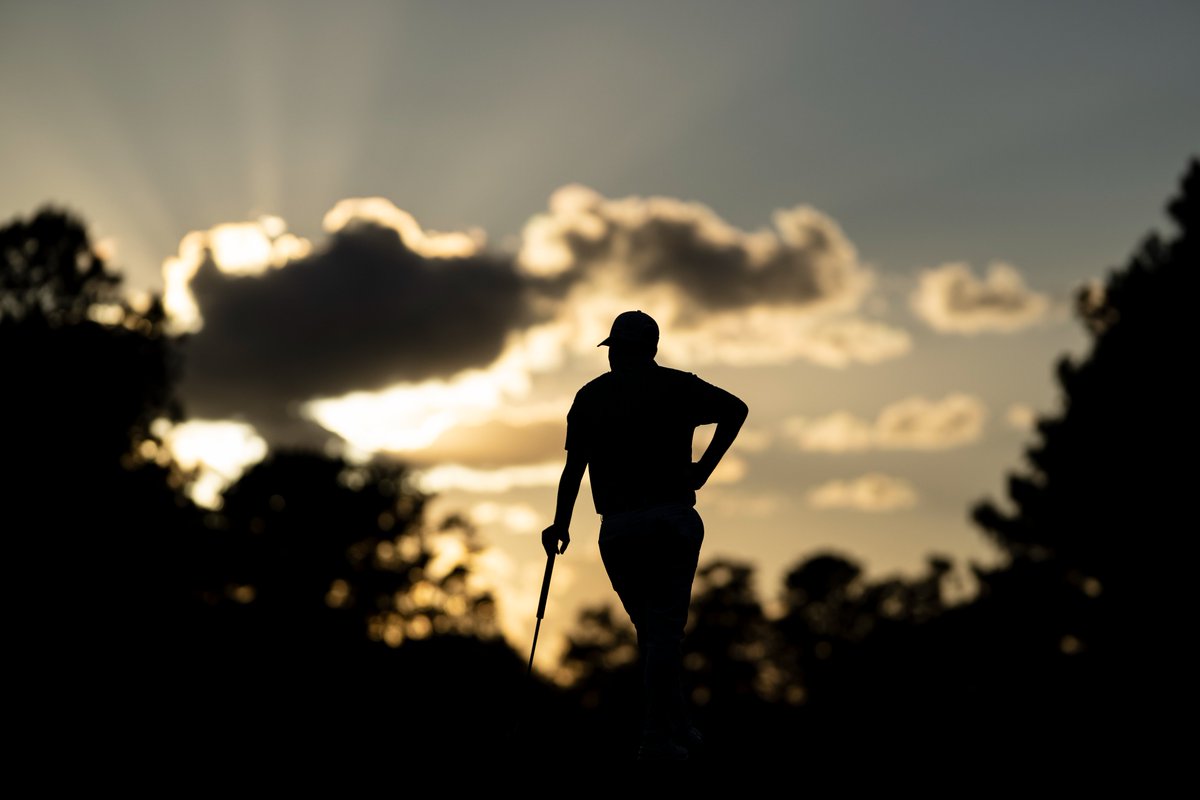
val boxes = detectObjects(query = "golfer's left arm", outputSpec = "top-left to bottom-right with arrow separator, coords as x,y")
543,448 -> 586,556
692,389 -> 749,490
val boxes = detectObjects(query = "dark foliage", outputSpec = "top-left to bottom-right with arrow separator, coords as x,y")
1,208 -> 527,765
963,157 -> 1196,755
6,154 -> 1193,772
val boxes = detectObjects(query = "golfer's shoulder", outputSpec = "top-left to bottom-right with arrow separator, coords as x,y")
656,365 -> 716,393
577,372 -> 612,395
572,372 -> 613,408
656,365 -> 702,383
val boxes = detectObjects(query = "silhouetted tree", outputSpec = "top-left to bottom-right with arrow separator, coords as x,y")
772,553 -> 867,713
2,208 -> 191,683
682,560 -> 772,708
186,449 -> 500,656
758,550 -> 962,755
1,208 -> 186,556
174,448 -> 526,756
2,207 -> 183,458
2,206 -> 122,321
560,605 -> 640,694
553,605 -> 642,758
1,206 -> 527,760
970,157 -> 1197,738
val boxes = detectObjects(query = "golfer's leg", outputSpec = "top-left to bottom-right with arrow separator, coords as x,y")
642,507 -> 704,744
637,528 -> 675,742
667,507 -> 703,739
599,518 -> 648,631
602,529 -> 666,740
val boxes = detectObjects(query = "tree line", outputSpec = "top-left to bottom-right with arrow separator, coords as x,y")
3,156 -> 1193,768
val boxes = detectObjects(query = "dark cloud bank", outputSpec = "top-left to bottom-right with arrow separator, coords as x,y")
178,194 -> 871,449
180,222 -> 542,443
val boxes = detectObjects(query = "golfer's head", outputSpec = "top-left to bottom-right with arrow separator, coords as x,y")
598,310 -> 658,370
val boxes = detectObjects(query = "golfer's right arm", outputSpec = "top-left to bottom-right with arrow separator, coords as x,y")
543,448 -> 586,556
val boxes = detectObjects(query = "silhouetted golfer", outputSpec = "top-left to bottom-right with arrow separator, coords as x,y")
542,310 -> 748,761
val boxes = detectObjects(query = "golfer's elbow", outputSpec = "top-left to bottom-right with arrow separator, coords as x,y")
726,397 -> 749,426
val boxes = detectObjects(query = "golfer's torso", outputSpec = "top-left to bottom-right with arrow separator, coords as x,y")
581,369 -> 697,515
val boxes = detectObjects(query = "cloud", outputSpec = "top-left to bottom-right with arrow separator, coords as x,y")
910,261 -> 1050,333
415,463 -> 566,494
704,488 -> 787,518
323,198 -> 486,258
163,216 -> 312,331
516,185 -> 912,367
516,185 -> 909,371
519,185 -> 873,319
790,316 -> 912,367
390,419 -> 567,469
783,411 -> 874,453
181,214 -> 539,407
659,308 -> 911,369
784,394 -> 987,452
694,424 -> 773,455
298,342 -> 569,463
468,501 -> 542,535
806,474 -> 918,512
709,454 -> 748,485
731,427 -> 774,453
154,418 -> 269,509
1006,402 -> 1037,432
169,202 -> 556,446
874,394 -> 988,450
165,189 -> 907,457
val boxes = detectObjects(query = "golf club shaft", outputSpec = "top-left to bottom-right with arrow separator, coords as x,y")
525,617 -> 542,675
537,551 -> 555,620
526,552 -> 556,675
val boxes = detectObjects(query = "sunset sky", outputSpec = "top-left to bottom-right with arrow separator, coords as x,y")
3,0 -> 1197,666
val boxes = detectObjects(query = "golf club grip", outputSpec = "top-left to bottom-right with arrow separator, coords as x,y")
536,552 -> 555,620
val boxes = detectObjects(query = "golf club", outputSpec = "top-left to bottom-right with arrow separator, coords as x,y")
526,550 -> 556,675
507,549 -> 556,743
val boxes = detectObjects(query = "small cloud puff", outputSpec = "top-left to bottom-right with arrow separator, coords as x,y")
806,473 -> 918,512
784,394 -> 986,452
910,261 -> 1049,334
1005,403 -> 1038,432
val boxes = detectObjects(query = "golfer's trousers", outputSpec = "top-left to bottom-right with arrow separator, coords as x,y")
598,502 -> 704,739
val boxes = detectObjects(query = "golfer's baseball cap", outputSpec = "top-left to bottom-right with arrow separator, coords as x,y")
598,310 -> 659,347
